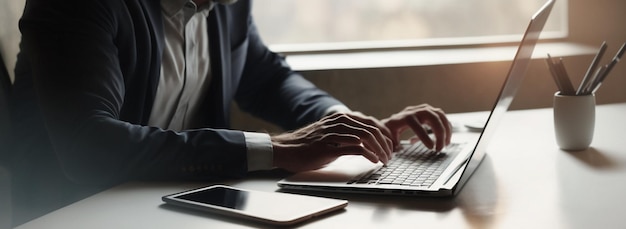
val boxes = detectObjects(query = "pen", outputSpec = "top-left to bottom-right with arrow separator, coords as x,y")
545,54 -> 565,93
546,54 -> 576,95
590,66 -> 608,94
551,55 -> 576,95
590,42 -> 626,93
584,63 -> 608,94
601,42 -> 626,78
578,41 -> 607,95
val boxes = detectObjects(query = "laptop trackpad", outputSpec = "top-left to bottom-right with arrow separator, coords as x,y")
285,155 -> 382,182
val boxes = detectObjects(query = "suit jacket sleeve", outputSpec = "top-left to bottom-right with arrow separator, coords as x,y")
233,20 -> 344,131
218,2 -> 344,131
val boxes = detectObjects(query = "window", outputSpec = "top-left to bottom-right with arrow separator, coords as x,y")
252,0 -> 567,52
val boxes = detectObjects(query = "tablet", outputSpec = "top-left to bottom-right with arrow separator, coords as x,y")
162,185 -> 347,226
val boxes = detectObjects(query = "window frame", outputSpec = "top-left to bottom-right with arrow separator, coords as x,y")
253,0 -> 569,55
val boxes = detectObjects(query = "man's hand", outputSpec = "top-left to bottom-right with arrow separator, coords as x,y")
271,104 -> 451,173
272,112 -> 393,173
382,104 -> 452,152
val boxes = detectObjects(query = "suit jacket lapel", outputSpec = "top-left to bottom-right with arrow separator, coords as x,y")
207,6 -> 231,128
144,0 -> 164,106
113,0 -> 166,124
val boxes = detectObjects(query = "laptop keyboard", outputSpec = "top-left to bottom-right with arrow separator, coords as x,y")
350,142 -> 463,187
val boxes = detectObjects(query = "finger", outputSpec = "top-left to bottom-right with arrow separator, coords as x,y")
429,120 -> 447,152
402,104 -> 433,114
384,117 -> 415,146
326,115 -> 392,159
322,133 -> 388,164
350,113 -> 395,147
430,108 -> 453,148
342,114 -> 394,155
420,110 -> 447,152
439,111 -> 453,146
405,105 -> 452,151
320,133 -> 362,146
322,122 -> 388,163
406,115 -> 434,149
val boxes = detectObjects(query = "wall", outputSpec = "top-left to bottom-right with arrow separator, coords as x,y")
0,0 -> 25,81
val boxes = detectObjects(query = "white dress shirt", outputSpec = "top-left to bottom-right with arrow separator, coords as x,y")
150,0 -> 273,171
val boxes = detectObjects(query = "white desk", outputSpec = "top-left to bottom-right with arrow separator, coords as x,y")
16,103 -> 626,229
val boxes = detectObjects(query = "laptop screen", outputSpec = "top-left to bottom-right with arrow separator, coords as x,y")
452,0 -> 555,195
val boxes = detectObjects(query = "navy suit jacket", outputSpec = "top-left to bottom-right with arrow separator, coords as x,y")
10,0 -> 342,187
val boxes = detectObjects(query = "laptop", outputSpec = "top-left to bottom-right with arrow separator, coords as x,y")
278,0 -> 555,197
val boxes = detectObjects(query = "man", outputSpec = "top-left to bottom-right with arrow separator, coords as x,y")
9,0 -> 452,225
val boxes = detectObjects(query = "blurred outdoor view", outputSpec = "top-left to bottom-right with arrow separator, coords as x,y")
252,0 -> 566,51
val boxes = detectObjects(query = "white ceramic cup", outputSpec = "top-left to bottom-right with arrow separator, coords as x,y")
553,92 -> 595,151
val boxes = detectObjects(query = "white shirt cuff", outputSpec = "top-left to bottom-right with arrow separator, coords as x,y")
243,132 -> 274,171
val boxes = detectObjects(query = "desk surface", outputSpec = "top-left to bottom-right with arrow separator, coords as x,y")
16,103 -> 626,229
